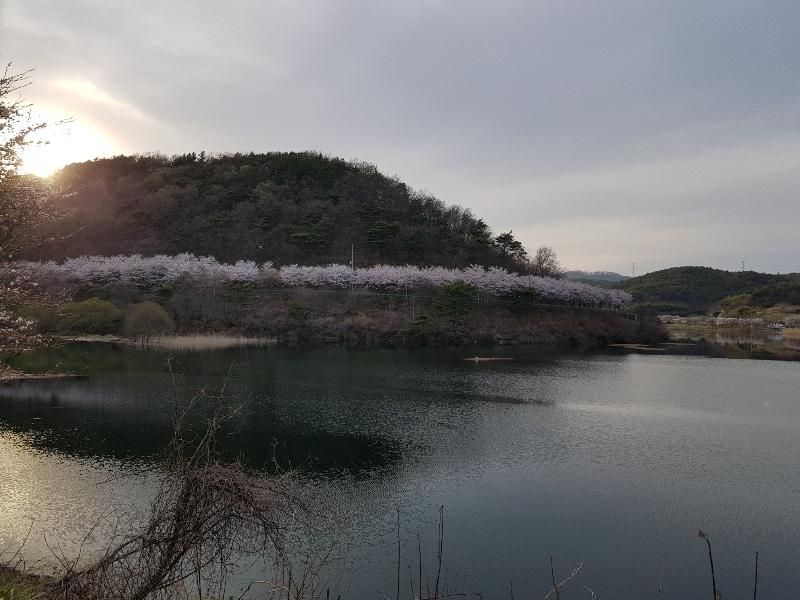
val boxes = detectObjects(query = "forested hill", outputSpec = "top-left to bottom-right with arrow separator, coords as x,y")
617,266 -> 800,313
36,152 -> 529,269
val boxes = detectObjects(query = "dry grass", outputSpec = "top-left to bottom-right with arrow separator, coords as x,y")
58,334 -> 123,343
0,565 -> 50,600
131,334 -> 276,352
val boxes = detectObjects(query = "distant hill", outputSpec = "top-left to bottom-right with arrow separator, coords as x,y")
564,271 -> 629,286
617,266 -> 800,314
36,152 -> 529,270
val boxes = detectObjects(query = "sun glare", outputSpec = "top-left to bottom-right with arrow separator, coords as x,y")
19,111 -> 121,177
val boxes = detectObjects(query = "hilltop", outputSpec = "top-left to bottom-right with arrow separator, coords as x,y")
617,266 -> 800,314
35,152 -> 530,269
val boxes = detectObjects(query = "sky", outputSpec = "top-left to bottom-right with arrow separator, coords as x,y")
2,0 -> 799,274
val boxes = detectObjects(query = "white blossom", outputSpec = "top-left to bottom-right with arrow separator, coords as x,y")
21,255 -> 633,309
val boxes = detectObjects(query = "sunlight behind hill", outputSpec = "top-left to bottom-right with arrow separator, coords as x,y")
19,108 -> 120,177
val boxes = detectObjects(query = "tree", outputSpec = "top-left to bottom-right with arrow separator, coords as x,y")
1,65 -> 44,178
0,64 -> 68,373
123,301 -> 176,338
26,255 -> 633,307
1,64 -> 70,258
493,230 -> 528,263
434,281 -> 477,325
0,172 -> 64,257
529,245 -> 562,278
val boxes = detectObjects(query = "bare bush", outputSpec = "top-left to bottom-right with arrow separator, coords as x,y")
41,397 -> 306,600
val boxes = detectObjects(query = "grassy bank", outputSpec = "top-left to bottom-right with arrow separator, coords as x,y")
20,278 -> 663,350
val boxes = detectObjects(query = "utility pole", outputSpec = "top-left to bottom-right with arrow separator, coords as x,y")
742,260 -> 745,272
631,262 -> 636,278
351,244 -> 355,271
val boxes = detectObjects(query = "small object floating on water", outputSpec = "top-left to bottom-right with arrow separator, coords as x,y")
464,356 -> 515,362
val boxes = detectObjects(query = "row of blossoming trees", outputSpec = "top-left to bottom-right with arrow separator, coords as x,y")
23,254 -> 633,310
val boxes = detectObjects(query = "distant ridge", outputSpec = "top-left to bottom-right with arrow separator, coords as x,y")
616,266 -> 800,314
564,270 -> 629,284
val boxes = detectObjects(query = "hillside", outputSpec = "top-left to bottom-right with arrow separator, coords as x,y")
618,266 -> 800,314
34,152 -> 529,269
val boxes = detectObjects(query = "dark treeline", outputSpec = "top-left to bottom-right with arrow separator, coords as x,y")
34,152 -> 530,269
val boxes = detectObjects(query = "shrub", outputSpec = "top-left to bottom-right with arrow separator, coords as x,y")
287,302 -> 310,324
719,293 -> 752,308
124,301 -> 176,338
15,303 -> 60,333
727,305 -> 758,317
434,282 -> 476,324
56,298 -> 125,334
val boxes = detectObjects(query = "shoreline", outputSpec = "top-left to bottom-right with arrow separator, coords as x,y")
2,313 -> 665,381
0,370 -> 84,384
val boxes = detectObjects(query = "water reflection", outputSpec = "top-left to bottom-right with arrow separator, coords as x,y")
667,326 -> 800,360
2,343 -> 569,473
0,386 -> 404,476
2,343 -> 800,599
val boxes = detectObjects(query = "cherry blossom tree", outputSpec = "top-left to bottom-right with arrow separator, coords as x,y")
25,254 -> 632,309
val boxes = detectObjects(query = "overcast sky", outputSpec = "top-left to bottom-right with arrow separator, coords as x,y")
3,0 -> 799,274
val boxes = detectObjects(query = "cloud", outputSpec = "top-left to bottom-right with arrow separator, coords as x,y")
51,79 -> 153,122
3,0 -> 799,273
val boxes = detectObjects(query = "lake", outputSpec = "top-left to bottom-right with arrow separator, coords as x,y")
1,341 -> 799,599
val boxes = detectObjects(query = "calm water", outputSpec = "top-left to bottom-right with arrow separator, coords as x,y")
1,342 -> 799,599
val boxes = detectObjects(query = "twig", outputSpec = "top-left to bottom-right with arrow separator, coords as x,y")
397,509 -> 401,600
550,556 -> 561,600
753,551 -> 759,600
544,560 -> 583,600
418,534 -> 423,600
435,505 -> 444,599
698,530 -> 718,600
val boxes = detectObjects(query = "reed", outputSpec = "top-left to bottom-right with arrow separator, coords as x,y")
131,334 -> 276,352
